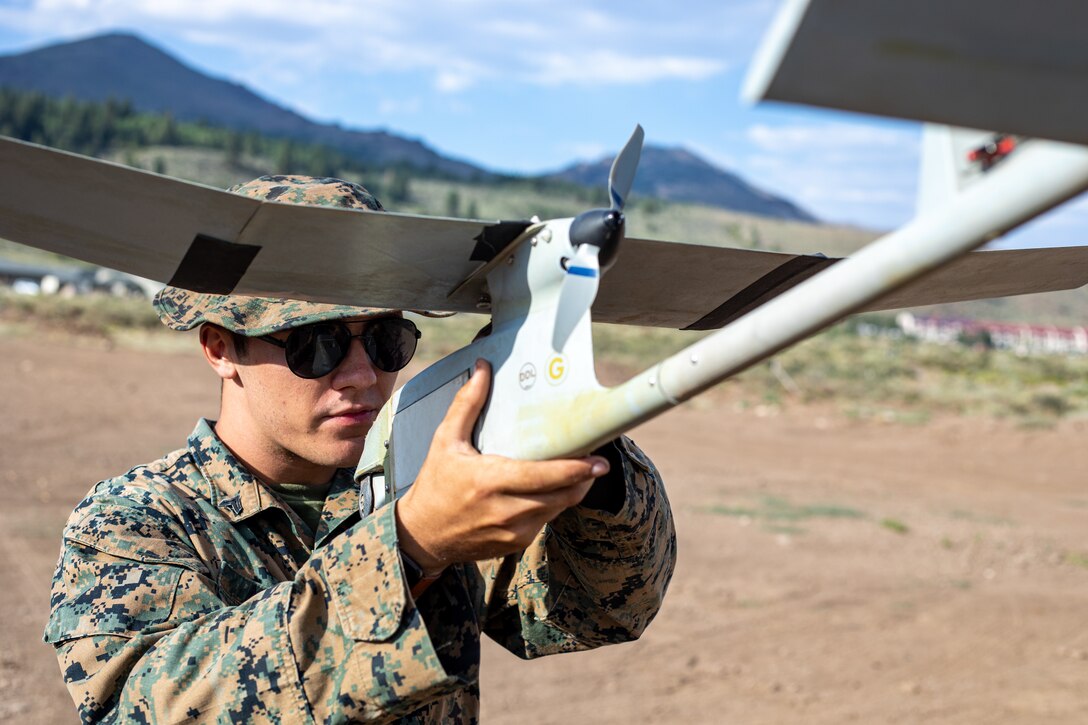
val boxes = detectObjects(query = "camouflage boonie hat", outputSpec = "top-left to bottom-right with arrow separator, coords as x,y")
154,176 -> 441,337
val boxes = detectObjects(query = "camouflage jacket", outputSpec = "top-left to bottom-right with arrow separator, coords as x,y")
45,419 -> 676,723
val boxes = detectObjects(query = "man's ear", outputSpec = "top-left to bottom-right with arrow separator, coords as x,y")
199,324 -> 240,381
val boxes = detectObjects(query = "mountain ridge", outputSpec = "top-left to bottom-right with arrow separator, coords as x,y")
0,32 -> 487,178
548,145 -> 816,222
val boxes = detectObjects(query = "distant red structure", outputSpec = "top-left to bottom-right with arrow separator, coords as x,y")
896,312 -> 1088,356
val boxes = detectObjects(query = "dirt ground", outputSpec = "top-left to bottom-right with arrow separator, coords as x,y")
2,331 -> 1086,724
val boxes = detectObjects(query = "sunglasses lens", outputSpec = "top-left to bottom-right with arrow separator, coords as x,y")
363,318 -> 420,373
281,319 -> 420,378
284,324 -> 349,379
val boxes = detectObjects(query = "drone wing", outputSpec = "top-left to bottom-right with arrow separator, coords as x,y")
744,0 -> 1088,144
0,137 -> 528,312
3,136 -> 1087,329
595,237 -> 1088,330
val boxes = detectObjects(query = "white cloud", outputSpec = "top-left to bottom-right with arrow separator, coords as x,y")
801,185 -> 911,205
34,0 -> 363,28
434,70 -> 476,94
530,51 -> 727,86
377,97 -> 422,115
562,142 -> 608,161
747,122 -> 918,154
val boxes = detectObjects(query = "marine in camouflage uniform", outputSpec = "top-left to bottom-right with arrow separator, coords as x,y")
45,176 -> 677,723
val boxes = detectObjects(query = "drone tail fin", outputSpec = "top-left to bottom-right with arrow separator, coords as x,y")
917,124 -> 1021,218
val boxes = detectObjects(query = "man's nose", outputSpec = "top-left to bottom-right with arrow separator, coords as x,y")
332,336 -> 379,387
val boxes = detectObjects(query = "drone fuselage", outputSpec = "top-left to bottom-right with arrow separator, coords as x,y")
357,217 -> 621,509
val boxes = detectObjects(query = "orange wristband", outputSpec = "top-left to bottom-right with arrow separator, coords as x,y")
400,549 -> 442,599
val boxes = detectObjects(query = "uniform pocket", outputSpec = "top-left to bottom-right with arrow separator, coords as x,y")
45,544 -> 183,644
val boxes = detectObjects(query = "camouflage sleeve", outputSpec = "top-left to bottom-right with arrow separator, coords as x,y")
46,494 -> 467,723
478,435 -> 676,658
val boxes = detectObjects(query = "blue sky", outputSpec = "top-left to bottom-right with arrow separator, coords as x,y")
0,0 -> 1084,247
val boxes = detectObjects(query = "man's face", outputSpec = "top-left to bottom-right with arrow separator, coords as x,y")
218,316 -> 401,482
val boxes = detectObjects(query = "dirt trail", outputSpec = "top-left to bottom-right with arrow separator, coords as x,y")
2,334 -> 1086,723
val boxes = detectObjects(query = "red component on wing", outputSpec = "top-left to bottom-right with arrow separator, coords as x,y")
967,135 -> 1018,170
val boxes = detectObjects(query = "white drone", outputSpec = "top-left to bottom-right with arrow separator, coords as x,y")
3,0 -> 1088,505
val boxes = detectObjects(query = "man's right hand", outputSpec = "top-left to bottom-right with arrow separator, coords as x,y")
394,359 -> 610,576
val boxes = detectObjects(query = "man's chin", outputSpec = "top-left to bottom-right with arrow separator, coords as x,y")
308,426 -> 370,469
330,442 -> 368,470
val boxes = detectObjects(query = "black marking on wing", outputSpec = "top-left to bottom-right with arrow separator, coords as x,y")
167,234 -> 262,294
684,254 -> 839,330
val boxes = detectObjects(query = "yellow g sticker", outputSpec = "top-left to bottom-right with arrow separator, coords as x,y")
546,354 -> 568,385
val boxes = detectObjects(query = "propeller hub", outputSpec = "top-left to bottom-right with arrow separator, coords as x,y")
569,208 -> 625,270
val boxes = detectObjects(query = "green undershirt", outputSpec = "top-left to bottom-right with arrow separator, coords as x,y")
269,481 -> 331,536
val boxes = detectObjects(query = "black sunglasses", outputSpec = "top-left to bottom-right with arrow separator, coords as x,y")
257,318 -> 421,378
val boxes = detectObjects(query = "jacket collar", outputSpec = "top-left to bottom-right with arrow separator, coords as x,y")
186,419 -> 360,541
187,418 -> 270,521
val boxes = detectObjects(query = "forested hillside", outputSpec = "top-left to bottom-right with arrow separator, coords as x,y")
0,87 -> 412,187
